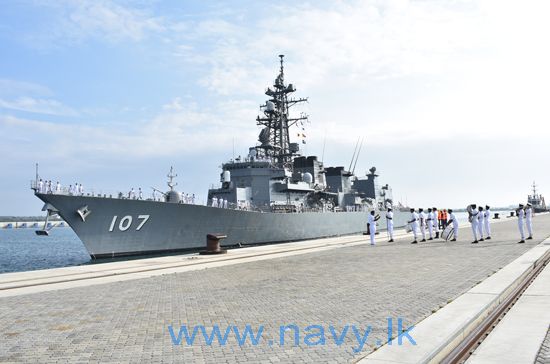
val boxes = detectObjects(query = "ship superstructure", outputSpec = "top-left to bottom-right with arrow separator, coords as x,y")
528,181 -> 548,213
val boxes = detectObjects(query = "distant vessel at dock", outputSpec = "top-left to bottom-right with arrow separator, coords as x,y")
31,55 -> 409,259
528,181 -> 548,213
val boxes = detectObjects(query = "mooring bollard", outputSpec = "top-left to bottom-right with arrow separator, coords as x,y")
493,213 -> 500,219
509,211 -> 515,217
200,233 -> 228,255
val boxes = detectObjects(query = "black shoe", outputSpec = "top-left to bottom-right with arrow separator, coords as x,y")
435,233 -> 440,239
411,241 -> 418,244
486,236 -> 491,240
527,236 -> 533,240
428,238 -> 433,241
518,240 -> 525,244
388,239 -> 394,242
421,239 -> 426,242
451,238 -> 456,241
471,240 -> 478,244
479,238 -> 484,242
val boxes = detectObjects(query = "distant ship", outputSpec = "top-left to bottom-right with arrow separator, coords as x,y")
528,181 -> 548,213
32,55 -> 409,259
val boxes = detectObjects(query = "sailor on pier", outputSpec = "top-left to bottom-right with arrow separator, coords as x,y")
386,208 -> 394,242
427,208 -> 434,240
448,209 -> 458,241
408,208 -> 419,244
517,204 -> 526,243
419,208 -> 427,242
484,205 -> 492,239
469,204 -> 479,243
367,210 -> 380,245
525,203 -> 533,239
477,206 -> 485,241
432,207 -> 439,239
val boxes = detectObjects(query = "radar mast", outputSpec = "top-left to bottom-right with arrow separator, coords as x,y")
256,55 -> 309,168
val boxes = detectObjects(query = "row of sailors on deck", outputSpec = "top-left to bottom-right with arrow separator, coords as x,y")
37,179 -> 84,196
211,197 -> 229,208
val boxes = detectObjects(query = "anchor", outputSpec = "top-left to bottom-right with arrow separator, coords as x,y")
35,203 -> 59,236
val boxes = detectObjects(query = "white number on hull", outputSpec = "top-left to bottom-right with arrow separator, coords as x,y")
108,215 -> 150,232
119,216 -> 133,231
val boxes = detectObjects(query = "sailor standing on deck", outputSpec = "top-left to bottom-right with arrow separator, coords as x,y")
517,204 -> 526,243
477,206 -> 485,241
367,210 -> 380,245
38,179 -> 43,193
408,208 -> 419,244
427,208 -> 434,240
212,196 -> 218,207
525,203 -> 533,240
386,208 -> 394,242
484,205 -> 492,239
55,181 -> 60,194
418,208 -> 427,242
138,188 -> 143,200
469,204 -> 479,244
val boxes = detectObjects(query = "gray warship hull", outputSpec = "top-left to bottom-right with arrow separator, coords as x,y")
36,193 -> 409,258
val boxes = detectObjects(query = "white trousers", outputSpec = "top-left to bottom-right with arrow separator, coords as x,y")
518,219 -> 525,240
370,225 -> 376,245
427,221 -> 434,239
412,223 -> 419,240
484,219 -> 491,237
453,222 -> 459,239
387,222 -> 394,240
477,219 -> 484,239
471,221 -> 478,241
420,224 -> 426,240
526,218 -> 532,237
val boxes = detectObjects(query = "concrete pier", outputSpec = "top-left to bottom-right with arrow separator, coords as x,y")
0,215 -> 549,363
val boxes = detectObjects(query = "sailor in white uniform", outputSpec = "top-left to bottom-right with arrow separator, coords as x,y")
367,211 -> 380,245
38,179 -> 44,193
432,207 -> 439,239
408,208 -> 419,244
525,203 -> 533,239
386,208 -> 394,242
484,205 -> 491,239
223,199 -> 228,209
191,194 -> 196,204
448,209 -> 458,241
418,208 -> 427,242
477,206 -> 485,241
427,208 -> 434,240
218,198 -> 224,208
138,188 -> 143,200
517,204 -> 526,243
469,204 -> 479,243
212,197 -> 218,207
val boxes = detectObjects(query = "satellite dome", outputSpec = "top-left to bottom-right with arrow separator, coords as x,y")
303,172 -> 313,184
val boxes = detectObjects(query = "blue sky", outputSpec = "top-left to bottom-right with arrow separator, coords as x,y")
1,0 -> 549,215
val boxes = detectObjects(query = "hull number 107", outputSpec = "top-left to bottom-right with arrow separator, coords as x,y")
109,215 -> 150,232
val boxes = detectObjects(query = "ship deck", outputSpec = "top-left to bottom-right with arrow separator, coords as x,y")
0,214 -> 549,363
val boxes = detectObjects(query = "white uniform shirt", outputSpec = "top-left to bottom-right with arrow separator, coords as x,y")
427,212 -> 434,224
367,214 -> 376,226
485,209 -> 491,220
477,210 -> 484,224
518,208 -> 525,221
419,212 -> 426,226
449,212 -> 458,227
411,212 -> 419,227
386,211 -> 394,225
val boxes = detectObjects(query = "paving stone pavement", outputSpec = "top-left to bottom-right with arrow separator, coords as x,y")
536,326 -> 550,364
0,214 -> 549,363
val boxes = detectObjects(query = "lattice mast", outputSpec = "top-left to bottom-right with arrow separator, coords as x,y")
256,55 -> 308,167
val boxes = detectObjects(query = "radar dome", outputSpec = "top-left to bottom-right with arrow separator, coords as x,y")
303,172 -> 313,184
166,190 -> 181,203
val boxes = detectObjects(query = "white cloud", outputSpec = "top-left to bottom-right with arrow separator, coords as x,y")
0,96 -> 78,116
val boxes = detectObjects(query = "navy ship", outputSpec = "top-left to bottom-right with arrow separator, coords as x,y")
32,55 -> 409,258
528,181 -> 548,213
